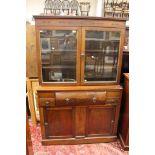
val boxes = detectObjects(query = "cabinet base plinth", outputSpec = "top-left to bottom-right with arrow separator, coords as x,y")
118,133 -> 129,151
41,136 -> 117,145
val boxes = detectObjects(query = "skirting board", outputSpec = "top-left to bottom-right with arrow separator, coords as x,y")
42,136 -> 117,145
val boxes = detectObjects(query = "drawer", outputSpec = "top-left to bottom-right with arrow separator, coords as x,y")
105,98 -> 121,104
38,92 -> 55,98
39,98 -> 55,107
55,91 -> 107,106
106,91 -> 121,98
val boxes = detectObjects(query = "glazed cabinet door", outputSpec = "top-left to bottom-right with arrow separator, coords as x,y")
43,107 -> 75,139
86,106 -> 115,136
81,27 -> 124,85
36,27 -> 81,85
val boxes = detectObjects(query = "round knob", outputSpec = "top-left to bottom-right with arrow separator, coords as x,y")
45,101 -> 49,106
65,98 -> 70,104
111,120 -> 114,123
92,96 -> 96,103
44,122 -> 48,126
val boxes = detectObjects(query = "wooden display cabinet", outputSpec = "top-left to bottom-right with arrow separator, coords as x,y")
34,16 -> 126,145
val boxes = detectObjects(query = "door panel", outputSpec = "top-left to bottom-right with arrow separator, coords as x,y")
81,27 -> 123,85
37,27 -> 81,85
44,107 -> 74,138
86,106 -> 115,136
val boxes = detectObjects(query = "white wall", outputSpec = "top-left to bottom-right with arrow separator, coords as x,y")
26,0 -> 44,21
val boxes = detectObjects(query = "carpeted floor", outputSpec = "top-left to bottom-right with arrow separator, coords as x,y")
29,122 -> 129,155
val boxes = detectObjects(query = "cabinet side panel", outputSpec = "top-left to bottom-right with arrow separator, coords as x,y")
35,27 -> 42,84
116,29 -> 126,83
113,91 -> 123,134
39,107 -> 46,138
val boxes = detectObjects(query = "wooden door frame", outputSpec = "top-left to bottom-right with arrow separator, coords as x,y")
80,27 -> 125,86
35,26 -> 82,86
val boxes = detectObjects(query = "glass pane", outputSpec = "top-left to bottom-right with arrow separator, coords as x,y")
84,31 -> 120,82
40,30 -> 77,82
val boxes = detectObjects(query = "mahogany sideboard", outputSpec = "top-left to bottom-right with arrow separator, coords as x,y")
119,73 -> 129,150
34,16 -> 126,145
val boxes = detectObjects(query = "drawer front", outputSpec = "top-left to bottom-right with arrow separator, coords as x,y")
106,91 -> 122,105
56,91 -> 107,106
39,98 -> 55,107
38,92 -> 55,98
106,91 -> 121,98
105,98 -> 121,104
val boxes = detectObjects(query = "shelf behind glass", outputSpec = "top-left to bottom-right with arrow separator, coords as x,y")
84,30 -> 120,82
40,29 -> 77,83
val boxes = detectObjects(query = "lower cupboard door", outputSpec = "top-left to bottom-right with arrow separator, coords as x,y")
44,107 -> 75,139
86,106 -> 115,136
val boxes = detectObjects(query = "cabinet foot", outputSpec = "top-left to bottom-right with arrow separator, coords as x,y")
118,133 -> 129,151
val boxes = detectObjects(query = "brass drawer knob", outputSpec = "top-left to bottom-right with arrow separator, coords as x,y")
65,98 -> 70,104
92,96 -> 96,103
44,122 -> 48,126
111,120 -> 114,123
108,99 -> 115,102
45,101 -> 49,106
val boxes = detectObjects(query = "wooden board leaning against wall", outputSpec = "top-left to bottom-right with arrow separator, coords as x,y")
26,78 -> 39,127
26,21 -> 38,78
26,21 -> 39,126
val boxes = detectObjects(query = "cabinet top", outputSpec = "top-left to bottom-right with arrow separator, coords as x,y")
33,15 -> 127,22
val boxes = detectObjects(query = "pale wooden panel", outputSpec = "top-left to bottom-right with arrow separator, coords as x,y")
31,79 -> 40,120
26,78 -> 37,126
26,22 -> 38,77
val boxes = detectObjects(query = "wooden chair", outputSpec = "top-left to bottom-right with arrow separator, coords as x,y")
44,0 -> 53,15
122,1 -> 129,19
113,0 -> 123,18
53,0 -> 62,15
104,0 -> 113,17
79,2 -> 91,16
